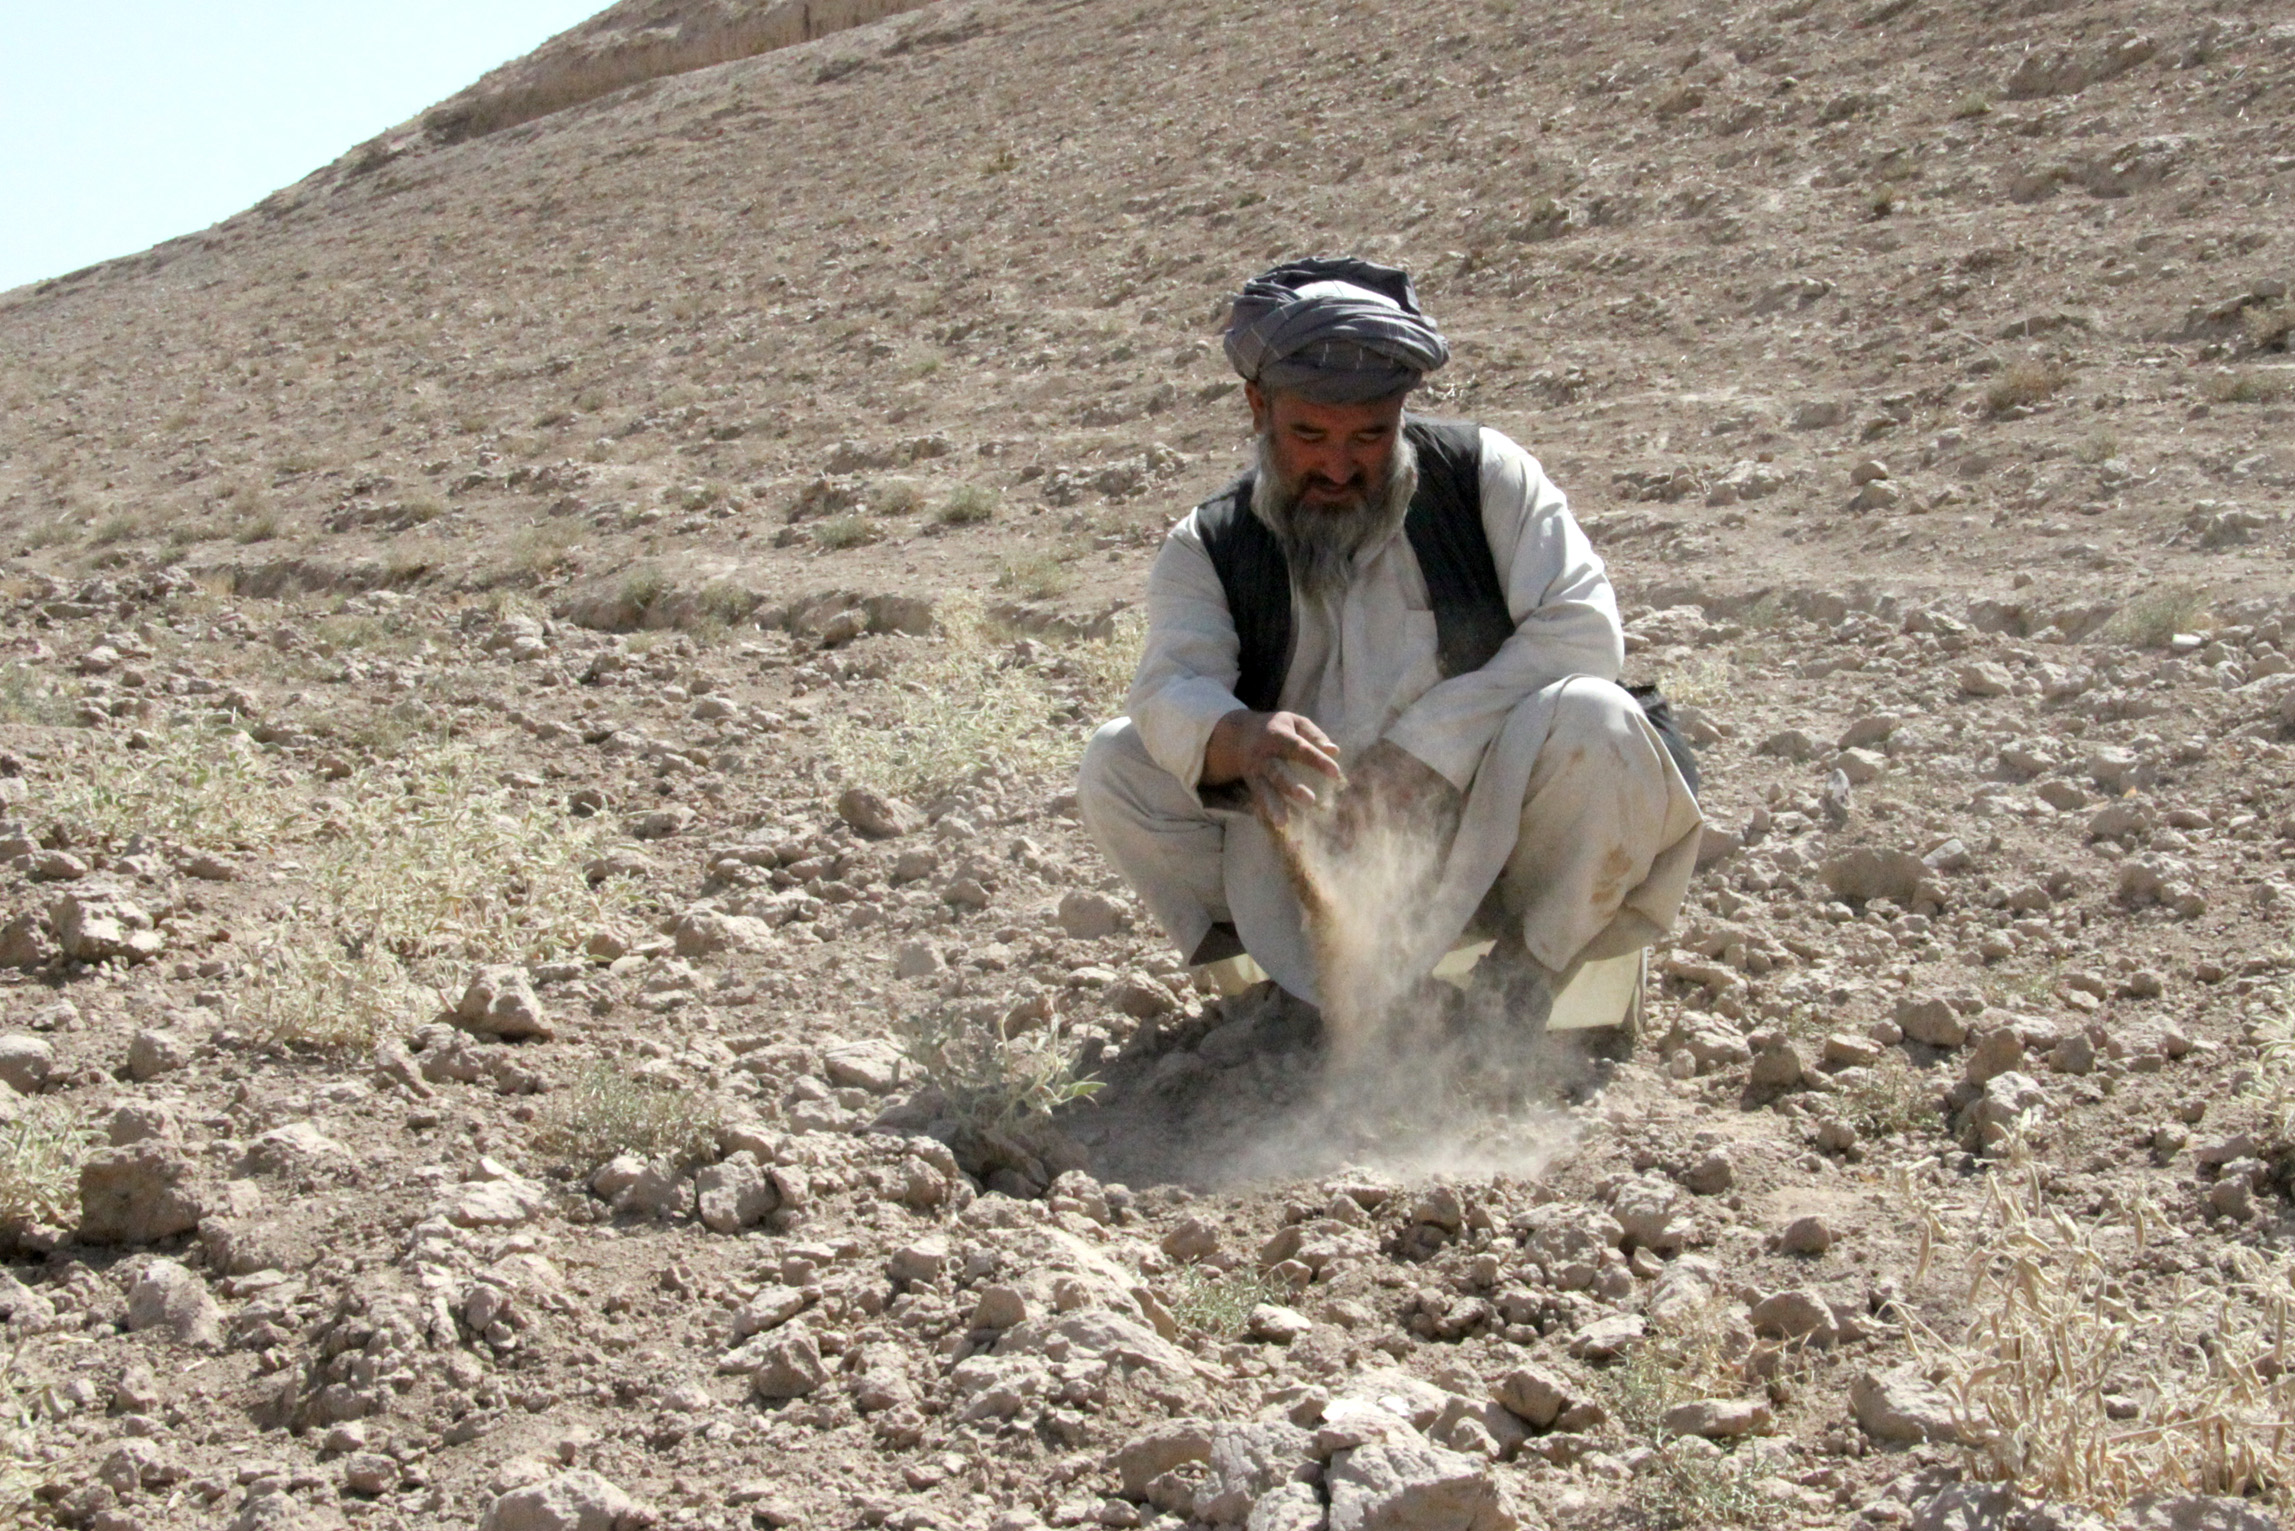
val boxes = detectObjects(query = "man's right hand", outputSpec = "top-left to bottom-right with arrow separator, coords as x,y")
1201,708 -> 1343,809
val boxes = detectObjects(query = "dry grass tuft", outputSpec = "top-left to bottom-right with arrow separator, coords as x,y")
2101,586 -> 2212,650
531,1063 -> 719,1175
937,484 -> 997,526
0,1100 -> 93,1236
1923,1170 -> 2295,1515
893,1005 -> 1102,1131
815,513 -> 879,550
995,552 -> 1074,602
1985,359 -> 2069,415
2203,369 -> 2294,406
1162,1265 -> 1284,1339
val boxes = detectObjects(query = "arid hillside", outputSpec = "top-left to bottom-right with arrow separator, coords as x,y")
1,2 -> 2294,1530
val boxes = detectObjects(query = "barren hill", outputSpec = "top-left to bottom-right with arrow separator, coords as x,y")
2,1 -> 2295,1529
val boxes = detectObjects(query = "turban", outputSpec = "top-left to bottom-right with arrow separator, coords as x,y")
1222,256 -> 1450,404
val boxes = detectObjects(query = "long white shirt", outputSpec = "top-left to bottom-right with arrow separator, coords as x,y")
1128,425 -> 1625,793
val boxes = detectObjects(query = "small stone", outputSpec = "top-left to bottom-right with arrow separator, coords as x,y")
1851,1366 -> 1962,1443
52,884 -> 165,964
821,1040 -> 903,1092
693,1152 -> 778,1234
1247,1304 -> 1313,1344
341,1453 -> 398,1497
1849,460 -> 1890,485
126,1258 -> 221,1348
478,1468 -> 653,1531
1962,1027 -> 2024,1086
893,940 -> 945,979
887,1236 -> 949,1285
1662,1397 -> 1772,1439
1895,995 -> 1968,1048
126,1029 -> 191,1081
1492,1364 -> 1573,1428
1956,1071 -> 2049,1152
1057,889 -> 1127,940
1748,1037 -> 1807,1090
1677,1149 -> 1734,1196
0,1034 -> 54,1094
1777,1216 -> 1833,1256
1958,661 -> 2013,698
837,786 -> 921,839
972,1285 -> 1028,1330
1823,1033 -> 1883,1069
751,1326 -> 829,1400
668,909 -> 774,957
1749,1289 -> 1837,1346
455,966 -> 553,1041
1836,747 -> 1888,784
1324,1435 -> 1517,1531
79,1143 -> 202,1244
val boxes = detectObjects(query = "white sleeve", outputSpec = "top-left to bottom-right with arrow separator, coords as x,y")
1126,510 -> 1251,791
1383,427 -> 1625,790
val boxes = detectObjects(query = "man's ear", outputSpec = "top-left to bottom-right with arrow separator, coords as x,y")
1244,380 -> 1271,435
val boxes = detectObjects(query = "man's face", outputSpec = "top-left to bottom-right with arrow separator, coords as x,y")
1246,382 -> 1406,514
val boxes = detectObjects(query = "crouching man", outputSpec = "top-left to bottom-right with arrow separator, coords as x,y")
1078,257 -> 1703,1038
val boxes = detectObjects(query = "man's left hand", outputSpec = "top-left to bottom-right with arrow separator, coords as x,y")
1331,738 -> 1461,847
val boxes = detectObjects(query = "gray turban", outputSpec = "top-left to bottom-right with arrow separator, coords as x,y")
1222,256 -> 1450,404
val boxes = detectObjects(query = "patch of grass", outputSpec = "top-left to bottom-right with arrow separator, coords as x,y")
2203,369 -> 2294,406
1925,1170 -> 2295,1515
996,553 -> 1074,602
233,508 -> 283,544
241,942 -> 420,1052
816,598 -> 1142,798
509,521 -> 581,579
88,513 -> 141,547
2245,303 -> 2292,353
1952,91 -> 1992,119
532,1063 -> 719,1175
2100,585 -> 2212,649
893,1005 -> 1102,1132
1161,1265 -> 1284,1339
1654,652 -> 1731,710
0,666 -> 74,727
1837,1055 -> 1943,1139
1985,359 -> 2069,415
0,1099 -> 94,1236
1603,1301 -> 1772,1527
2074,428 -> 2119,464
873,480 -> 926,517
937,484 -> 997,526
815,514 -> 880,550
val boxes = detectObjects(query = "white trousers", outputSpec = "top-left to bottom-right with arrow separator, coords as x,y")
1077,677 -> 1704,1006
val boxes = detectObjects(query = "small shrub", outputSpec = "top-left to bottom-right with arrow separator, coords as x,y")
89,513 -> 140,546
532,1064 -> 718,1175
937,485 -> 997,526
873,480 -> 926,516
893,1006 -> 1101,1130
1952,91 -> 1992,118
241,941 -> 419,1052
0,1100 -> 93,1235
816,514 -> 880,550
1985,359 -> 2068,415
2203,369 -> 2293,405
1162,1266 -> 1284,1339
2102,585 -> 2212,649
233,509 -> 282,544
2244,302 -> 2292,353
2074,428 -> 2119,463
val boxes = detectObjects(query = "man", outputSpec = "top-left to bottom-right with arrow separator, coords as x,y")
1077,256 -> 1702,1041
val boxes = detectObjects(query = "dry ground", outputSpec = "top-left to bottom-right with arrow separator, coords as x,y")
0,0 -> 2293,1528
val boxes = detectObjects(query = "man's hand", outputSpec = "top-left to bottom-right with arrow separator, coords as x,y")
1331,738 -> 1460,847
1202,708 -> 1343,813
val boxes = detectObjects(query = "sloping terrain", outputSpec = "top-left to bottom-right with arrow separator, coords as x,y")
1,1 -> 2294,1529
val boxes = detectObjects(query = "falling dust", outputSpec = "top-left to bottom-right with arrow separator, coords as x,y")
1077,759 -> 1586,1190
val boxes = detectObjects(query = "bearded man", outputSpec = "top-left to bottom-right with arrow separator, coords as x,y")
1077,257 -> 1703,1042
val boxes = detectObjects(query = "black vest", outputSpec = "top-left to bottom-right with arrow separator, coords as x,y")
1193,414 -> 1701,795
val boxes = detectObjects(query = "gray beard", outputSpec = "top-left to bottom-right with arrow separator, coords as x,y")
1248,432 -> 1419,606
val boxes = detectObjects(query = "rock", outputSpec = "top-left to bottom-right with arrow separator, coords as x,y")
1248,1304 -> 1313,1344
1197,1421 -> 1317,1523
1609,1175 -> 1691,1252
1819,847 -> 1928,905
594,1158 -> 687,1219
1057,889 -> 1127,940
126,1258 -> 221,1347
1161,1215 -> 1223,1263
822,1039 -> 903,1092
887,1235 -> 949,1285
341,1452 -> 399,1496
1962,1027 -> 2025,1086
1958,661 -> 2013,697
693,1152 -> 778,1234
1757,729 -> 1818,762
1896,995 -> 1968,1048
240,1122 -> 354,1184
1749,1290 -> 1837,1347
1107,972 -> 1180,1019
972,1285 -> 1028,1330
1839,713 -> 1898,749
79,1144 -> 202,1243
751,1324 -> 828,1399
1491,1364 -> 1573,1429
1117,1421 -> 1217,1499
1777,1216 -> 1833,1256
1326,1434 -> 1518,1531
479,1468 -> 655,1531
2119,1496 -> 2281,1531
1661,1397 -> 1772,1439
437,1170 -> 552,1228
1748,1037 -> 1808,1090
0,912 -> 57,969
455,966 -> 552,1040
126,1028 -> 190,1081
669,909 -> 775,957
1247,1482 -> 1326,1531
1957,1071 -> 2048,1152
52,884 -> 165,964
0,1034 -> 53,1094
1851,1366 -> 1963,1443
1567,1312 -> 1644,1361
1836,747 -> 1888,784
836,785 -> 921,839
1675,1148 -> 1733,1196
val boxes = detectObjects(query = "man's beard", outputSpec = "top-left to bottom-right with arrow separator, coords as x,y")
1249,432 -> 1419,605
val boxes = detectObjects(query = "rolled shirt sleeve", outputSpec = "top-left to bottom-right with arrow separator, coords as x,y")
1126,512 -> 1251,792
1383,428 -> 1625,790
